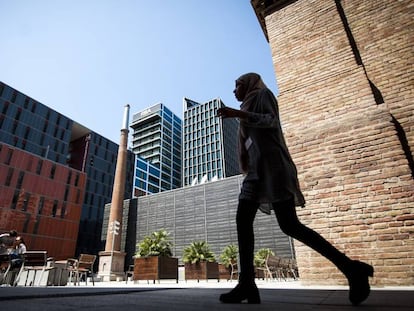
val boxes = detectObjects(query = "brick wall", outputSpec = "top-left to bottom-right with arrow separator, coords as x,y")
342,0 -> 414,159
255,0 -> 414,286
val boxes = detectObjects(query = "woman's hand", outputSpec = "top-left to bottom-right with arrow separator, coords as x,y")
217,107 -> 247,119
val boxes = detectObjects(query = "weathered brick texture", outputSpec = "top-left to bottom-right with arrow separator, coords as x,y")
253,0 -> 414,286
342,0 -> 414,159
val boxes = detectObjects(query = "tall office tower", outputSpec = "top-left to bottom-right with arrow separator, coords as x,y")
0,81 -> 134,259
130,103 -> 182,196
182,97 -> 239,186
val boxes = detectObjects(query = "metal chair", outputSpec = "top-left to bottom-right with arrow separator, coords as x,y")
13,251 -> 55,286
229,260 -> 239,281
0,253 -> 12,285
125,264 -> 134,283
67,254 -> 96,286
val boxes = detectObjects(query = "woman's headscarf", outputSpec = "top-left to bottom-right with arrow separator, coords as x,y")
237,73 -> 267,112
237,73 -> 267,173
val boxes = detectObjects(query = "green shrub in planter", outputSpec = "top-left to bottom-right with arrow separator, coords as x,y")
219,244 -> 238,268
254,248 -> 274,268
182,241 -> 216,264
135,229 -> 173,257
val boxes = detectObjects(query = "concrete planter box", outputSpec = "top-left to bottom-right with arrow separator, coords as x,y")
184,261 -> 219,281
133,256 -> 178,283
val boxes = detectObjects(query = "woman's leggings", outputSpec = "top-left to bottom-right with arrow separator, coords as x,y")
236,198 -> 351,281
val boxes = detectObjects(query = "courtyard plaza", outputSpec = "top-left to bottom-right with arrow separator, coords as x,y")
0,278 -> 412,311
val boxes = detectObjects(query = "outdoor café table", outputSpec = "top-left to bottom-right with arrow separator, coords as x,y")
53,260 -> 70,286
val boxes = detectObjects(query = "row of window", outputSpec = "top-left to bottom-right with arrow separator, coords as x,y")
183,117 -> 220,133
184,165 -> 223,177
2,99 -> 71,131
183,125 -> 220,141
0,134 -> 65,164
184,157 -> 223,169
0,93 -> 60,128
185,139 -> 221,152
185,148 -> 222,159
184,99 -> 221,116
183,169 -> 223,185
9,189 -> 81,217
0,144 -> 81,185
89,142 -> 117,163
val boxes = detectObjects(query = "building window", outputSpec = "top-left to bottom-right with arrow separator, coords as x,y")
24,97 -> 29,109
36,160 -> 43,174
61,202 -> 66,218
52,200 -> 58,217
50,164 -> 56,179
22,193 -> 30,211
5,168 -> 13,186
74,173 -> 79,187
16,171 -> 25,189
66,171 -> 72,184
64,186 -> 69,201
15,108 -> 22,121
11,190 -> 19,209
37,197 -> 45,214
24,126 -> 30,140
11,91 -> 17,103
1,101 -> 9,114
12,121 -> 18,134
76,189 -> 81,204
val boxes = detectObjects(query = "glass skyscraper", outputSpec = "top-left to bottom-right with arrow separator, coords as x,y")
183,97 -> 239,186
130,103 -> 182,196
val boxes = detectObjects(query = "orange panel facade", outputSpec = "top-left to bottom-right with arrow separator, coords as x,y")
0,142 -> 86,260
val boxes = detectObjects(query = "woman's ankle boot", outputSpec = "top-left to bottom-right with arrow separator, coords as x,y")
219,282 -> 261,304
345,260 -> 374,305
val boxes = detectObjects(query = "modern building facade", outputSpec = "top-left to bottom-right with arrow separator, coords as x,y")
182,97 -> 239,186
101,175 -> 294,266
0,81 -> 134,259
251,0 -> 414,286
130,103 -> 182,196
0,142 -> 86,260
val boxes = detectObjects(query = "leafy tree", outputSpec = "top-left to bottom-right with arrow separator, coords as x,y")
182,241 -> 216,264
135,229 -> 173,257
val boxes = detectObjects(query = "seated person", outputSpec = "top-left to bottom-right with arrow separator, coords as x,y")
0,230 -> 18,255
10,236 -> 26,268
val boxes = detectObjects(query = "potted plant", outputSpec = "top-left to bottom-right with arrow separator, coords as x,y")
182,241 -> 218,281
254,248 -> 274,279
219,244 -> 238,281
133,229 -> 178,283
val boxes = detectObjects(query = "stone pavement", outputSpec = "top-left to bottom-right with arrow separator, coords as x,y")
0,280 -> 413,311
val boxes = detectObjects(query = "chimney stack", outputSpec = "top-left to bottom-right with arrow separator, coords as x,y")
98,104 -> 130,281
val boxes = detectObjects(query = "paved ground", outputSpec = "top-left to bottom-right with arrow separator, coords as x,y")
1,280 -> 413,311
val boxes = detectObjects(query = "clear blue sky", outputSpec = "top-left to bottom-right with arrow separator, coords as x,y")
1,0 -> 278,144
